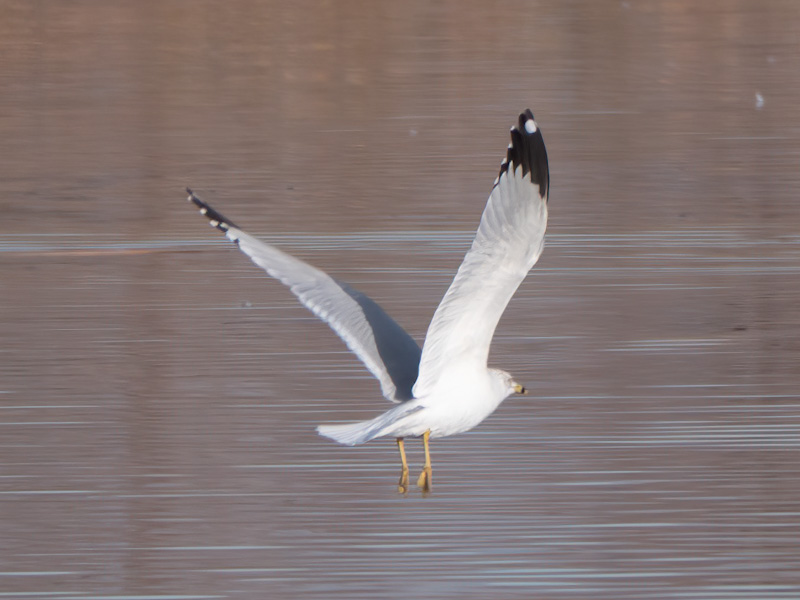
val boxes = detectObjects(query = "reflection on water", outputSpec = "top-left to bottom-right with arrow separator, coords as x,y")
3,1 -> 800,598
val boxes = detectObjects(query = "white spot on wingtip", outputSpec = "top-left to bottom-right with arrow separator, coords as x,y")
524,119 -> 537,134
209,220 -> 219,227
200,208 -> 208,215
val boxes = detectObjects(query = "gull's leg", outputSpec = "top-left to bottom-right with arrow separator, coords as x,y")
416,429 -> 433,491
396,437 -> 409,494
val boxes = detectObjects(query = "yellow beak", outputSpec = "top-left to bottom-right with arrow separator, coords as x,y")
513,383 -> 527,395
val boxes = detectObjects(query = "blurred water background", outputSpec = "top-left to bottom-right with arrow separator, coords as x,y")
2,1 -> 800,598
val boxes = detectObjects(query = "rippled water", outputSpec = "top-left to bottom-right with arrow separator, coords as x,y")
3,1 -> 800,599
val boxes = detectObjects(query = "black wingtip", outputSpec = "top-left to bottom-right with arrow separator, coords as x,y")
496,109 -> 550,200
186,188 -> 240,232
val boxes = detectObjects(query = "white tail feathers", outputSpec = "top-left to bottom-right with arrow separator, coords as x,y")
317,421 -> 379,446
317,403 -> 424,446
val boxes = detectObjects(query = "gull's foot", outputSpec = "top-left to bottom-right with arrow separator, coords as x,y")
416,466 -> 432,492
398,467 -> 409,494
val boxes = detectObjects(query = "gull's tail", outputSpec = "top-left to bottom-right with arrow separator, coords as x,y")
317,421 -> 379,446
317,403 -> 424,446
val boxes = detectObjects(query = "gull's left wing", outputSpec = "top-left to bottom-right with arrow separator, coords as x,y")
412,109 -> 549,399
187,189 -> 421,402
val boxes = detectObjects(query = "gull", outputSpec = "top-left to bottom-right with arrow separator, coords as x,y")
187,109 -> 549,493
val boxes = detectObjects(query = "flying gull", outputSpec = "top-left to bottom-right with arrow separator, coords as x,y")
187,109 -> 549,493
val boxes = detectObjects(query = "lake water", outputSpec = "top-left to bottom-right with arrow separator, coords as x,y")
2,1 -> 800,598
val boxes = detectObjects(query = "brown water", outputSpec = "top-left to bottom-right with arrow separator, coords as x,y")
3,1 -> 800,598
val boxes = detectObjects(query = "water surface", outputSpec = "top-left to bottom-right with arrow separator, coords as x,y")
2,1 -> 800,598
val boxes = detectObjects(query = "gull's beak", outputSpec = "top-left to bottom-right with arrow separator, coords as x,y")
513,383 -> 527,395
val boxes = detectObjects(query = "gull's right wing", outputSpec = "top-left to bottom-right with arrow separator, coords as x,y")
412,110 -> 549,399
187,189 -> 421,402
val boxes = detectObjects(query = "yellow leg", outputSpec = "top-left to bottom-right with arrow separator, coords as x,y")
416,429 -> 433,491
396,437 -> 409,494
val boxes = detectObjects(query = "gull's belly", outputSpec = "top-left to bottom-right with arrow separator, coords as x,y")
391,387 -> 501,439
426,396 -> 498,438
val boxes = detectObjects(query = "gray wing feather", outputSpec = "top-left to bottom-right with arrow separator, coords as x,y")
187,189 -> 421,402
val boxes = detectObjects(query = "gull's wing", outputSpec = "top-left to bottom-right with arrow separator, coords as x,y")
412,110 -> 549,398
187,189 -> 421,402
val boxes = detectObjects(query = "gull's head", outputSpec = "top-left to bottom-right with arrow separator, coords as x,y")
490,368 -> 528,399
